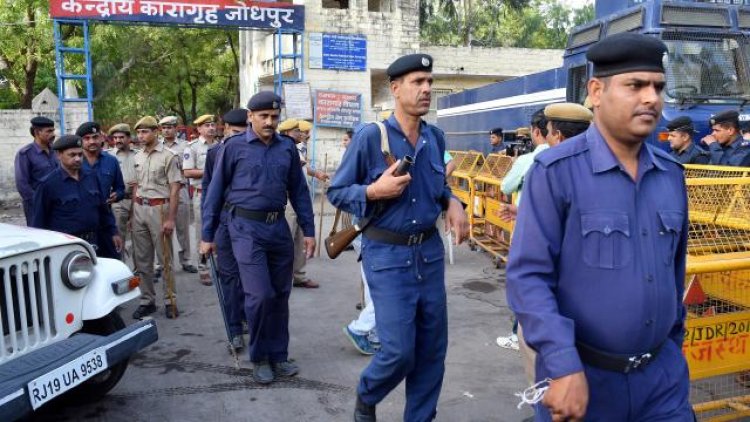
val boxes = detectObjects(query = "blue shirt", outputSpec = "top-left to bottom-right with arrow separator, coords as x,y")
82,151 -> 125,201
14,141 -> 58,202
202,129 -> 315,242
31,167 -> 117,237
327,115 -> 453,235
670,143 -> 709,165
708,136 -> 750,166
201,134 -> 247,209
506,124 -> 688,380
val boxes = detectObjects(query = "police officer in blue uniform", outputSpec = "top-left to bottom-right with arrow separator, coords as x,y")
15,116 -> 58,224
507,33 -> 693,421
704,110 -> 750,166
202,108 -> 249,352
30,134 -> 121,254
489,127 -> 504,153
78,121 -> 126,259
328,53 -> 469,422
666,116 -> 710,165
201,93 -> 315,384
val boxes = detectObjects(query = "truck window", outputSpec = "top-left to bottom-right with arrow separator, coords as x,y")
568,65 -> 588,104
663,33 -> 750,102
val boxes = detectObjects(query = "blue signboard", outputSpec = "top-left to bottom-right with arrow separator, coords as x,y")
309,33 -> 366,72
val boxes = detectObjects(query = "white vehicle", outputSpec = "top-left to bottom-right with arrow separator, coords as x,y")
0,224 -> 157,420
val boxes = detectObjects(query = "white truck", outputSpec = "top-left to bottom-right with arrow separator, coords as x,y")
0,223 -> 157,420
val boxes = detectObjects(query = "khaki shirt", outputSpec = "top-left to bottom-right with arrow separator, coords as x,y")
183,136 -> 213,187
115,147 -> 138,198
134,143 -> 182,199
163,139 -> 190,204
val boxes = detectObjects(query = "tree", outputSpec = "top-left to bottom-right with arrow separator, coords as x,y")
421,0 -> 595,49
0,0 -> 55,108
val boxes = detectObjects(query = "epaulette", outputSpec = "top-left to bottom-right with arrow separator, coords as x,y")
534,133 -> 588,167
17,143 -> 33,155
651,146 -> 683,168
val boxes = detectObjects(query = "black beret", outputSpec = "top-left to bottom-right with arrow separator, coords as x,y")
223,108 -> 249,127
52,134 -> 82,151
75,121 -> 101,137
489,128 -> 503,136
30,116 -> 54,128
666,116 -> 696,133
387,53 -> 433,80
586,33 -> 667,77
710,110 -> 740,126
247,91 -> 282,111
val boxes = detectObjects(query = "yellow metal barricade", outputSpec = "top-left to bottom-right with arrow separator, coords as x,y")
683,164 -> 750,421
448,150 -> 484,222
469,153 -> 515,267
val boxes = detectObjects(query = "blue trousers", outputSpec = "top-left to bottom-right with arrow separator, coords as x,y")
95,231 -> 120,260
358,235 -> 448,422
215,212 -> 245,336
228,214 -> 293,363
534,340 -> 693,421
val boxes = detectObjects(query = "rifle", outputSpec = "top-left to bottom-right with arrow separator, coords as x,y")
325,154 -> 413,259
208,253 -> 241,369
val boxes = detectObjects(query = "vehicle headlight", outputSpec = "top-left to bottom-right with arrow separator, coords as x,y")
61,251 -> 94,289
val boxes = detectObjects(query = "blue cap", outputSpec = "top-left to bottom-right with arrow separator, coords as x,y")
75,121 -> 101,137
30,116 -> 54,127
586,33 -> 667,77
222,108 -> 248,126
489,127 -> 503,136
247,91 -> 282,111
52,134 -> 82,151
387,53 -> 433,80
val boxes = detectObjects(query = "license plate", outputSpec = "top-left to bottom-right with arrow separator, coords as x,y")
27,347 -> 109,409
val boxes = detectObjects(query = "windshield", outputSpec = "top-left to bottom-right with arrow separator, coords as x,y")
663,35 -> 750,101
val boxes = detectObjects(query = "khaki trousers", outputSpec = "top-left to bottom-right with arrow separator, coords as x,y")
285,207 -> 306,282
517,323 -> 537,384
112,199 -> 132,266
132,202 -> 176,306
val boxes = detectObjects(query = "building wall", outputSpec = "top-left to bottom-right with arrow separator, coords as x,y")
238,1 -> 564,177
0,105 -> 88,204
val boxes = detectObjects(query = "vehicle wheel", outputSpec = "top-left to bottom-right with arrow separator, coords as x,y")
67,311 -> 129,402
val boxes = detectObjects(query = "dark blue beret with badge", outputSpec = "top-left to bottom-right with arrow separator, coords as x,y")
75,121 -> 101,137
666,116 -> 697,133
387,53 -> 433,81
710,110 -> 740,127
586,33 -> 667,77
223,108 -> 249,127
490,127 -> 503,136
52,134 -> 82,151
247,91 -> 282,111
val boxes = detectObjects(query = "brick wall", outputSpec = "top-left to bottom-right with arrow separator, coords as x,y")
0,106 -> 88,204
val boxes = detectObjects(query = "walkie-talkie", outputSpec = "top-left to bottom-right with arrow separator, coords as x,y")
393,155 -> 414,176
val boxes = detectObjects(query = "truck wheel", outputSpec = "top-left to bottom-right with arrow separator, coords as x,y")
67,311 -> 129,402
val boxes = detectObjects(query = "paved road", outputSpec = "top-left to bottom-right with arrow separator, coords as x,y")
19,211 -> 532,422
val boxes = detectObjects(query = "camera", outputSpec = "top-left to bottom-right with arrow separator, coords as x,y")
503,131 -> 534,157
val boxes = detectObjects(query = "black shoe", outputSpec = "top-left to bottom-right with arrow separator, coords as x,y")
165,304 -> 179,319
229,335 -> 244,352
354,395 -> 376,422
253,361 -> 274,384
154,268 -> 162,278
132,304 -> 156,320
182,264 -> 198,273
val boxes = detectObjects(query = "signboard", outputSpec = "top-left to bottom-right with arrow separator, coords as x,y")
49,0 -> 305,31
315,91 -> 361,128
283,83 -> 312,121
683,311 -> 750,380
309,33 -> 367,71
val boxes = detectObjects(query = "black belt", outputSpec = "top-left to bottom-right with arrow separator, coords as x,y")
364,226 -> 438,246
73,231 -> 99,249
576,341 -> 663,374
224,203 -> 282,224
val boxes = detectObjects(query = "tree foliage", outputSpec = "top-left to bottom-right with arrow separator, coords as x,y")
0,0 -> 55,108
421,0 -> 595,49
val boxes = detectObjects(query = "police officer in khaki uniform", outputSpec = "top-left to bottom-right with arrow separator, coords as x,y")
183,114 -> 216,271
131,116 -> 184,320
110,123 -> 138,264
160,116 -> 198,274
